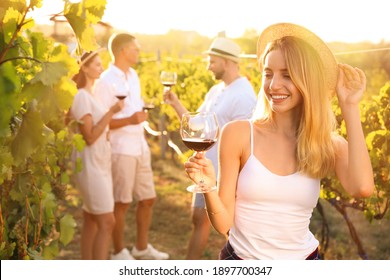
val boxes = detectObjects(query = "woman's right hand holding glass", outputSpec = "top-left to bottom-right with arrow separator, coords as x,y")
184,152 -> 216,191
110,99 -> 125,114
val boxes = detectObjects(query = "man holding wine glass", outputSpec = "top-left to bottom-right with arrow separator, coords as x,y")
164,37 -> 257,259
95,33 -> 169,260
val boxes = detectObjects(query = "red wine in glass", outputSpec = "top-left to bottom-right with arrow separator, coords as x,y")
162,81 -> 176,88
142,104 -> 155,111
113,82 -> 129,100
182,138 -> 216,152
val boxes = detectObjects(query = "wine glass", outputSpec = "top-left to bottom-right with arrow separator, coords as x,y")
142,103 -> 155,112
142,97 -> 156,112
160,71 -> 177,104
180,112 -> 219,193
160,71 -> 177,90
113,83 -> 129,100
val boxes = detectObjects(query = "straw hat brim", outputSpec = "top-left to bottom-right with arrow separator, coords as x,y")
257,23 -> 338,92
72,48 -> 106,67
204,50 -> 240,63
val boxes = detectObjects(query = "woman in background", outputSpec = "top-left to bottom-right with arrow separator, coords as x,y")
69,50 -> 124,259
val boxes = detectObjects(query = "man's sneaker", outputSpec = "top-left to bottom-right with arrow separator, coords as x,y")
111,248 -> 135,260
131,244 -> 169,260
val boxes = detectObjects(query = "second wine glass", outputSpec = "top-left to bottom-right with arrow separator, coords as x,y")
113,83 -> 129,100
180,112 -> 219,193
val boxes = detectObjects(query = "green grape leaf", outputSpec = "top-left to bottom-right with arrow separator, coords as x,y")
64,0 -> 107,51
66,14 -> 98,51
54,78 -> 78,111
22,79 -> 76,122
75,156 -> 83,173
61,172 -> 69,184
11,106 -> 46,165
41,181 -> 51,193
42,241 -> 59,260
42,193 -> 56,224
0,151 -> 13,184
30,61 -> 68,86
2,7 -> 22,44
0,241 -> 15,259
9,186 -> 24,202
0,0 -> 26,13
49,44 -> 80,81
0,63 -> 21,136
29,0 -> 43,10
21,82 -> 47,103
79,25 -> 99,51
73,133 -> 86,151
59,214 -> 76,246
84,0 -> 107,23
29,31 -> 51,59
26,248 -> 43,260
21,17 -> 35,31
10,172 -> 29,202
57,129 -> 67,141
35,85 -> 65,123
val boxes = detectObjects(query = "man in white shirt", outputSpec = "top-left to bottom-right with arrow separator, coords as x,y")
163,37 -> 257,259
95,33 -> 169,260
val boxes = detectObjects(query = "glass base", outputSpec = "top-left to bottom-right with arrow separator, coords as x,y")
186,184 -> 217,193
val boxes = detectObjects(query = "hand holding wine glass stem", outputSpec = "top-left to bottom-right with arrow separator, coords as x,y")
196,152 -> 205,187
187,152 -> 216,189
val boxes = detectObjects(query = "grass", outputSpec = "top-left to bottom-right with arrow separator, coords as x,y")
58,151 -> 390,260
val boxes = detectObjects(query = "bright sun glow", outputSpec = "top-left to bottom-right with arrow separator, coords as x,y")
30,0 -> 389,43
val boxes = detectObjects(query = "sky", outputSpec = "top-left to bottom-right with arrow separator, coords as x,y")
30,0 -> 390,43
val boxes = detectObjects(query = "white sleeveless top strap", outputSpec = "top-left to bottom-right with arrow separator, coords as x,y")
249,120 -> 254,156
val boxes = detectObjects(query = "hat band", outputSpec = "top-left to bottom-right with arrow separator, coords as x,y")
210,48 -> 238,58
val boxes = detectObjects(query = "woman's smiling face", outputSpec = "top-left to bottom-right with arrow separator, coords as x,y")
262,49 -> 303,115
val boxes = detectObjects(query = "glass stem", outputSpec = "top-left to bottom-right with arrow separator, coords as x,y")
197,151 -> 205,187
198,168 -> 204,186
161,86 -> 170,104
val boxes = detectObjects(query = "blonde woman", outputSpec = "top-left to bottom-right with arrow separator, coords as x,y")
184,23 -> 374,260
70,51 -> 124,259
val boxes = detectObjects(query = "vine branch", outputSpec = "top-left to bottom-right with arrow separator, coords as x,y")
0,3 -> 32,63
0,56 -> 42,66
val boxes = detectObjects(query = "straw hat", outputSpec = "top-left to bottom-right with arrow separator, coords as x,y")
205,37 -> 241,63
257,23 -> 338,92
72,48 -> 106,67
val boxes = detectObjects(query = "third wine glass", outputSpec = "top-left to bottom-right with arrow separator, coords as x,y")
160,71 -> 177,90
160,71 -> 177,104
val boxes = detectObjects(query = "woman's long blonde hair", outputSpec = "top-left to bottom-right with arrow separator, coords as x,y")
253,36 -> 336,178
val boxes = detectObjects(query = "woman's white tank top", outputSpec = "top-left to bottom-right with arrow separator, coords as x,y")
229,121 -> 320,259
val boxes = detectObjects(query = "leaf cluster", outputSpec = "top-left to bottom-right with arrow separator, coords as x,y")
0,0 -> 104,259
